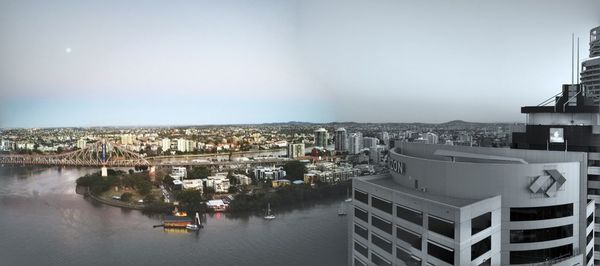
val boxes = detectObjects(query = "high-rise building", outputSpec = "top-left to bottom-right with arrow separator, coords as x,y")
76,138 -> 87,149
378,131 -> 390,147
335,128 -> 348,152
363,137 -> 379,149
349,133 -> 363,155
350,143 -> 593,266
511,83 -> 598,265
120,134 -> 134,145
177,138 -> 187,152
314,128 -> 329,148
582,26 -> 600,102
287,143 -> 305,159
161,138 -> 170,151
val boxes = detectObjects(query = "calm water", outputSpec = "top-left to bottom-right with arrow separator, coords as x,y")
0,167 -> 348,266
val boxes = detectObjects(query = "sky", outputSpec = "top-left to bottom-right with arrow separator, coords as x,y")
0,0 -> 599,128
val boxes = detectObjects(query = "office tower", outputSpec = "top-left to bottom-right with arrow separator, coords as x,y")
350,143 -> 592,265
511,26 -> 600,265
349,133 -> 363,155
335,128 -> 348,152
425,132 -> 439,144
314,128 -> 329,148
363,137 -> 379,149
288,143 -> 305,159
582,27 -> 600,102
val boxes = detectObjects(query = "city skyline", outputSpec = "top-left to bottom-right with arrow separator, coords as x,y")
1,0 -> 599,128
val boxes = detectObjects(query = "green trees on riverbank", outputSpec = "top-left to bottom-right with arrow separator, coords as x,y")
228,181 -> 350,212
76,170 -> 153,196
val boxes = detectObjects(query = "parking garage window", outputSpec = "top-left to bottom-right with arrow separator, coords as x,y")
372,215 -> 392,234
471,212 -> 491,235
371,196 -> 392,214
354,189 -> 369,204
355,207 -> 368,223
428,215 -> 455,239
354,223 -> 368,240
427,241 -> 454,264
471,236 -> 491,260
396,226 -> 422,250
396,205 -> 423,226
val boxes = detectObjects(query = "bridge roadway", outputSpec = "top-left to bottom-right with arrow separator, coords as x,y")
0,153 -> 293,167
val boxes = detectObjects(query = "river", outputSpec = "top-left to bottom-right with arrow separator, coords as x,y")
0,167 -> 348,266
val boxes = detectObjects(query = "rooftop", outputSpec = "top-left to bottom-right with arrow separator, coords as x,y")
358,174 -> 482,208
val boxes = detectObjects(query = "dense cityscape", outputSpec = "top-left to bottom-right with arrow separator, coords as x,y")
2,1 -> 599,266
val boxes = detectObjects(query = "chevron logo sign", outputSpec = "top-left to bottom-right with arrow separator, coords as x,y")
528,170 -> 566,197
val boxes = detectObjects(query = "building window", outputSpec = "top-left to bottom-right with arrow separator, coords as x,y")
354,189 -> 368,204
355,207 -> 368,223
396,205 -> 423,226
510,203 -> 573,221
471,236 -> 491,260
354,241 -> 368,257
509,244 -> 573,264
427,241 -> 454,264
479,259 -> 491,266
509,224 -> 573,243
428,215 -> 455,239
354,223 -> 368,240
396,247 -> 421,266
472,212 -> 491,235
371,251 -> 392,266
371,233 -> 392,254
354,257 -> 367,266
396,226 -> 421,250
371,196 -> 392,214
372,215 -> 392,234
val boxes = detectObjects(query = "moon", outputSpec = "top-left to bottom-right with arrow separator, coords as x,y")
65,47 -> 72,53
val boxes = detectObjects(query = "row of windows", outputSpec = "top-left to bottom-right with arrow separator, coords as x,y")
355,244 -> 422,266
357,189 -> 491,239
509,244 -> 573,264
510,203 -> 573,221
509,224 -> 573,244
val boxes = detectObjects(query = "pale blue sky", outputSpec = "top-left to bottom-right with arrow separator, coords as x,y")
1,0 -> 599,127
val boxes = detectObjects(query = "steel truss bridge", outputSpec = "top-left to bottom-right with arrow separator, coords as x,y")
0,142 -> 149,167
0,142 -> 292,167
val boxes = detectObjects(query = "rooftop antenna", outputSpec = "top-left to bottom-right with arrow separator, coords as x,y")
571,33 -> 574,84
577,37 -> 580,85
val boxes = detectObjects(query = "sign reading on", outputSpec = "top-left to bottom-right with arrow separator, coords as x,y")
389,159 -> 406,175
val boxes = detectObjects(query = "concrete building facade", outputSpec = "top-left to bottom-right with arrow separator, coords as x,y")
336,128 -> 348,152
350,143 -> 594,265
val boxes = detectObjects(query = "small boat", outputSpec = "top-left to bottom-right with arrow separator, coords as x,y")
264,203 -> 275,220
338,202 -> 347,216
186,224 -> 199,231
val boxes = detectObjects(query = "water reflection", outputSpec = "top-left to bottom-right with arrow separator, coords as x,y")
0,166 -> 347,266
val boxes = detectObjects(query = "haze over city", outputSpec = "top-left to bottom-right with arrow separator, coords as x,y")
1,0 -> 599,128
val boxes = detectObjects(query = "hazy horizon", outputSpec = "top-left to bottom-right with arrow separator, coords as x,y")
1,0 -> 599,128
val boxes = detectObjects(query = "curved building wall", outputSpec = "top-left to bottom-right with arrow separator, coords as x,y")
385,143 -> 586,265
